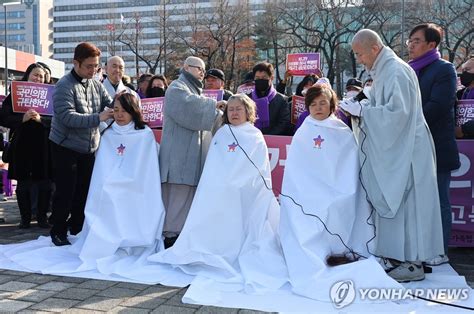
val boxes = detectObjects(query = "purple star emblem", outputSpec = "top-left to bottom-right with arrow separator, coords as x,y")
228,142 -> 238,152
117,144 -> 126,155
313,135 -> 324,148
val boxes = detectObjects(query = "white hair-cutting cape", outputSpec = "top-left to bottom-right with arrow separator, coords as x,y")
279,114 -> 401,301
148,122 -> 288,292
0,122 -> 166,282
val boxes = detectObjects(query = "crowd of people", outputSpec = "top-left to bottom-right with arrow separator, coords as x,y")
0,24 -> 472,298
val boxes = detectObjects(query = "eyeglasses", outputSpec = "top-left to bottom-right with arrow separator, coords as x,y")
81,63 -> 100,70
405,39 -> 427,46
188,65 -> 205,73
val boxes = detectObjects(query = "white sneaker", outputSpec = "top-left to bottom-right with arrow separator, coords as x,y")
379,258 -> 397,271
387,262 -> 425,282
425,254 -> 449,266
0,193 -> 7,201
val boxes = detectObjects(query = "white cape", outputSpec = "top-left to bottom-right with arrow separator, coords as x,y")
148,122 -> 288,292
279,115 -> 402,301
0,122 -> 168,282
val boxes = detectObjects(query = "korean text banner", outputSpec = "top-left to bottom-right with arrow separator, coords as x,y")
202,89 -> 224,101
291,95 -> 306,125
456,99 -> 474,127
11,81 -> 54,116
141,97 -> 164,128
286,53 -> 320,76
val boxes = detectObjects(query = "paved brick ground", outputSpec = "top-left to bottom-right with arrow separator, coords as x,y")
0,198 -> 472,313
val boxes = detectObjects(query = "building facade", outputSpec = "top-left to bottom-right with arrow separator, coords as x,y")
53,0 -> 266,78
0,0 -> 53,58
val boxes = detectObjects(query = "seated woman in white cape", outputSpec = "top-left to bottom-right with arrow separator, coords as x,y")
148,94 -> 288,292
280,83 -> 401,302
0,93 -> 166,282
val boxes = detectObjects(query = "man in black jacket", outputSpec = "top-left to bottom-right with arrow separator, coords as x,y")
407,23 -> 460,265
249,62 -> 291,135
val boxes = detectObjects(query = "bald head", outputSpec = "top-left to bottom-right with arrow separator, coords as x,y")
106,56 -> 125,84
184,56 -> 206,81
462,58 -> 474,71
352,29 -> 385,70
108,55 -> 124,65
352,29 -> 384,48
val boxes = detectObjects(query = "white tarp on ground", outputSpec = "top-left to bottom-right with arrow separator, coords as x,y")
183,264 -> 474,313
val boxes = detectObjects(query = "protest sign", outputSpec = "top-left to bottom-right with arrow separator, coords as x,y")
11,81 -> 54,115
236,82 -> 254,95
291,95 -> 306,125
202,89 -> 224,101
286,53 -> 320,76
141,97 -> 164,128
456,99 -> 474,127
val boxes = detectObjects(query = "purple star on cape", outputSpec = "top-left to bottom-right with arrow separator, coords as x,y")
117,144 -> 126,155
313,135 -> 324,148
228,142 -> 238,152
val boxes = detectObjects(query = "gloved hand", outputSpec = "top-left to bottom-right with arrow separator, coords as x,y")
339,98 -> 363,117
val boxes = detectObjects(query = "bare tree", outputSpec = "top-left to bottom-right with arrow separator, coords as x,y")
172,0 -> 256,89
102,1 -> 179,78
406,0 -> 473,66
275,0 -> 366,93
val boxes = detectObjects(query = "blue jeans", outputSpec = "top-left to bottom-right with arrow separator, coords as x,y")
437,171 -> 452,253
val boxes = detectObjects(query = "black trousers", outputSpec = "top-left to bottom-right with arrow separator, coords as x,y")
16,179 -> 51,224
49,141 -> 95,237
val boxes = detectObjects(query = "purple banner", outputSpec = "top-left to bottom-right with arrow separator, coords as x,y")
450,140 -> 474,247
11,81 -> 54,116
202,89 -> 224,101
236,83 -> 254,95
141,97 -> 164,128
286,53 -> 320,76
456,99 -> 474,127
291,95 -> 306,125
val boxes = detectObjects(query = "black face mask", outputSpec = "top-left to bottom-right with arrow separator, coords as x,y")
254,79 -> 270,93
460,71 -> 474,87
149,87 -> 165,98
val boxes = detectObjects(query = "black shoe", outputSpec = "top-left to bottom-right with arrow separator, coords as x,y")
69,227 -> 81,236
18,222 -> 31,229
51,234 -> 71,246
164,236 -> 178,249
37,221 -> 51,229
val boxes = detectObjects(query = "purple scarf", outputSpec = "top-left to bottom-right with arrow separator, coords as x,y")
252,86 -> 277,129
462,88 -> 474,100
295,111 -> 309,130
408,49 -> 441,76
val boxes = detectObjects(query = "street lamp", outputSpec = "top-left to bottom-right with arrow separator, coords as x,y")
3,1 -> 21,95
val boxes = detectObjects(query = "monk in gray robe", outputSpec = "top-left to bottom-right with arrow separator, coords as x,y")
159,56 -> 225,248
340,29 -> 444,282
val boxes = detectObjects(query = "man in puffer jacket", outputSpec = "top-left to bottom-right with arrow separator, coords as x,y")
49,42 -> 114,246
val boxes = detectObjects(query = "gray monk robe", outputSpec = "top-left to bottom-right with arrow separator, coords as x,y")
352,47 -> 444,262
160,70 -> 221,235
